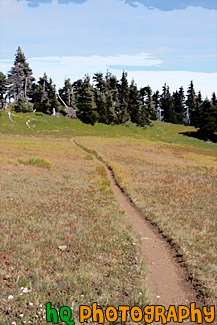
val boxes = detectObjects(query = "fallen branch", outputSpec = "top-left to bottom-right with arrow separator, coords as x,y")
26,120 -> 31,129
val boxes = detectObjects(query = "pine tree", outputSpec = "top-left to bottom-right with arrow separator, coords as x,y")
0,72 -> 8,109
161,84 -> 176,123
128,80 -> 139,124
140,85 -> 156,120
191,91 -> 203,125
105,71 -> 119,123
8,47 -> 34,101
195,99 -> 217,140
75,75 -> 98,125
152,90 -> 161,120
186,80 -> 196,125
118,72 -> 130,123
211,92 -> 217,106
93,73 -> 108,123
172,86 -> 185,123
59,78 -> 73,107
31,73 -> 62,114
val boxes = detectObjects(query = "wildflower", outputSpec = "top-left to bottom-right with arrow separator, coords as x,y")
8,295 -> 13,300
20,287 -> 31,294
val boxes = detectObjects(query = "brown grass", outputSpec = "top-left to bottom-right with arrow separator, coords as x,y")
0,134 -> 149,324
77,136 -> 217,302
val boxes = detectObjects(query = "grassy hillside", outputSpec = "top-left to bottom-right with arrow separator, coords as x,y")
0,111 -> 217,150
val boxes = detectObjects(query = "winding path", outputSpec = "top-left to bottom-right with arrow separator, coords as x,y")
72,138 -> 203,319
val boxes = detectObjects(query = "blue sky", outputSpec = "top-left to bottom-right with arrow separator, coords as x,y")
0,0 -> 216,96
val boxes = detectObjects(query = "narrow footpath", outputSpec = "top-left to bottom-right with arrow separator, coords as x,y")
72,138 -> 203,319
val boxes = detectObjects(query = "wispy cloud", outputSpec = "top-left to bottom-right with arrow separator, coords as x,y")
17,0 -> 217,10
1,54 -> 216,97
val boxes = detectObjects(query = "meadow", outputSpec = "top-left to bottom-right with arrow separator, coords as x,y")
0,134 -> 149,324
0,111 -> 216,324
76,136 -> 217,302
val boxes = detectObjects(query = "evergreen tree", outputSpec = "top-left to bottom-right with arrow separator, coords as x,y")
172,86 -> 185,123
75,75 -> 98,125
105,71 -> 119,123
8,47 -> 34,101
195,99 -> 217,140
152,90 -> 161,120
14,97 -> 33,113
186,80 -> 196,125
211,92 -> 217,106
118,72 -> 130,123
0,72 -> 8,109
140,85 -> 157,120
191,91 -> 203,125
59,78 -> 74,108
93,73 -> 108,123
161,84 -> 176,123
31,73 -> 62,114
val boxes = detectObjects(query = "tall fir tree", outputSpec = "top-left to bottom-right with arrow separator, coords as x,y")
105,71 -> 119,123
152,90 -> 161,120
75,75 -> 98,125
93,73 -> 108,123
31,73 -> 62,114
59,78 -> 74,107
140,85 -> 157,120
172,86 -> 185,123
211,92 -> 217,106
0,72 -> 8,109
185,80 -> 196,125
118,72 -> 130,123
8,47 -> 34,101
195,98 -> 217,140
161,84 -> 177,123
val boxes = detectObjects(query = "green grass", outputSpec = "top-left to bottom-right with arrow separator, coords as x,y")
18,157 -> 51,168
0,111 -> 216,150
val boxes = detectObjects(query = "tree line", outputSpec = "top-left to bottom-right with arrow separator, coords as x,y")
0,47 -> 217,139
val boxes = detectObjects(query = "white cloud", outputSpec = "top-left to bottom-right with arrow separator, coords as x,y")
0,54 -> 216,98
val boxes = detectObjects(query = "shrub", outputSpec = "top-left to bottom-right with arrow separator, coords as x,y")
15,97 -> 33,113
18,157 -> 51,168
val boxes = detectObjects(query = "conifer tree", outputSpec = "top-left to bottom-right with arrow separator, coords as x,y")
31,73 -> 62,114
93,73 -> 108,123
0,72 -> 8,109
140,85 -> 156,120
118,72 -> 130,123
105,71 -> 119,123
128,80 -> 140,124
161,84 -> 176,123
75,75 -> 98,125
186,80 -> 196,125
211,92 -> 217,106
152,90 -> 161,120
8,47 -> 34,101
172,86 -> 185,123
195,99 -> 217,140
59,78 -> 74,108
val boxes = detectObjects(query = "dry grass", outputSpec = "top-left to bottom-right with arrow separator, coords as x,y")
0,134 -> 149,324
77,136 -> 217,302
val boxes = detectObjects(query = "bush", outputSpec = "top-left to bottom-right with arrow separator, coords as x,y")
18,157 -> 51,168
15,97 -> 33,113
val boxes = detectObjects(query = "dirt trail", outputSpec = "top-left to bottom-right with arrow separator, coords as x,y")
72,139 -> 201,313
105,166 -> 197,308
